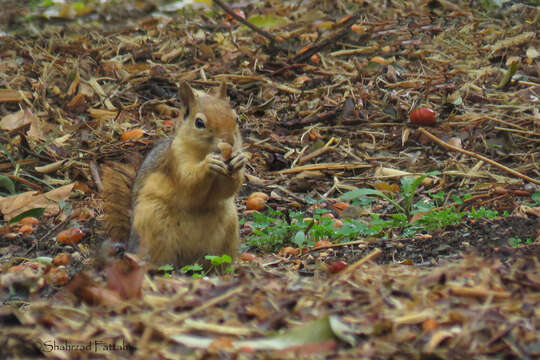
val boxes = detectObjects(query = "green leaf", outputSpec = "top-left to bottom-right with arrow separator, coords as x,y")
293,231 -> 306,247
181,263 -> 203,273
341,188 -> 386,201
532,192 -> 540,205
9,208 -> 45,224
158,264 -> 174,272
247,15 -> 289,29
0,175 -> 15,194
497,61 -> 519,89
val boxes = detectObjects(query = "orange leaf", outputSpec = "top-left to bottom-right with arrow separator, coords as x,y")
121,128 -> 145,141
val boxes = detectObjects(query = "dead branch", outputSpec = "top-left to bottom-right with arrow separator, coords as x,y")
419,128 -> 540,185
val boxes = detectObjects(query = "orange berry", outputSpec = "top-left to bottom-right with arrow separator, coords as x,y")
410,107 -> 436,126
314,240 -> 332,248
47,267 -> 70,286
53,253 -> 72,266
328,260 -> 348,273
57,228 -> 84,245
247,192 -> 269,201
19,217 -> 39,226
239,252 -> 257,261
246,196 -> 266,211
19,224 -> 35,234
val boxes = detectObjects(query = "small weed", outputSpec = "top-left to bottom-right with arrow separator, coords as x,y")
341,172 -> 440,219
508,237 -> 534,247
180,254 -> 233,278
158,264 -> 174,278
244,178 -> 512,252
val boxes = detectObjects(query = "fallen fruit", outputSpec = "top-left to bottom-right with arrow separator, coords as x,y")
410,107 -> 436,126
314,240 -> 332,248
19,217 -> 39,226
333,219 -> 344,228
328,260 -> 348,273
57,228 -> 84,245
246,196 -> 266,211
19,224 -> 35,234
247,192 -> 269,201
239,252 -> 257,261
47,267 -> 70,286
53,253 -> 72,266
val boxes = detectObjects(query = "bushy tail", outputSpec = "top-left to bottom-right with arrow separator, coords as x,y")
101,162 -> 137,244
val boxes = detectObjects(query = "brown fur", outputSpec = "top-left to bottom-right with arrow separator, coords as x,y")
102,81 -> 244,267
101,162 -> 137,244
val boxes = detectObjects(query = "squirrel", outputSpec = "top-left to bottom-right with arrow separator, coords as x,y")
100,81 -> 246,268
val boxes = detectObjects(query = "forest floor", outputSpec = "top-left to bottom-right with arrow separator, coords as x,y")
0,0 -> 539,359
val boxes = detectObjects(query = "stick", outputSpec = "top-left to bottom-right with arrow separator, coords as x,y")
275,162 -> 372,175
213,0 -> 277,43
418,128 -> 540,185
292,15 -> 358,63
340,248 -> 382,277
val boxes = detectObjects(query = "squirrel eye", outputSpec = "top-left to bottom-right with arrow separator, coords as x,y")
194,117 -> 205,129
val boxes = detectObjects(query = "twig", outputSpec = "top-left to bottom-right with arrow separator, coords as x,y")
292,15 -> 358,63
175,285 -> 244,322
275,162 -> 372,175
340,248 -> 382,277
306,239 -> 368,253
449,285 -> 511,300
297,137 -> 338,165
418,128 -> 540,185
90,160 -> 103,192
4,174 -> 42,192
213,0 -> 277,43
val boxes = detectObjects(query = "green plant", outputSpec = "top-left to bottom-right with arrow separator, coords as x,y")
158,264 -> 174,278
508,237 -> 534,247
341,172 -> 440,219
180,254 -> 233,278
180,263 -> 204,278
531,192 -> 540,206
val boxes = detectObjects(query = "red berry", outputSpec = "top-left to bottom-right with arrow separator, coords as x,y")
410,107 -> 436,126
328,260 -> 348,273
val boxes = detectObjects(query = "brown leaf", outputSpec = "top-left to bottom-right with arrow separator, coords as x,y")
105,255 -> 146,300
0,183 -> 74,220
0,108 -> 35,131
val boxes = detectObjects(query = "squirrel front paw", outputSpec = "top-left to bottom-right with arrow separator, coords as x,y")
228,152 -> 246,173
207,153 -> 229,176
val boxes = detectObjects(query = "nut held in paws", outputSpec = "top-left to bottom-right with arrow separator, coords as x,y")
218,142 -> 233,160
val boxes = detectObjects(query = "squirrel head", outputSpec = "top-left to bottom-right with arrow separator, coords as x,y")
178,81 -> 240,156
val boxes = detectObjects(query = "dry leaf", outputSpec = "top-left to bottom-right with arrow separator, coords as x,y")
0,183 -> 74,220
0,108 -> 35,131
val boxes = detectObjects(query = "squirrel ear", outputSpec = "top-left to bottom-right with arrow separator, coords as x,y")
178,81 -> 196,116
215,81 -> 227,99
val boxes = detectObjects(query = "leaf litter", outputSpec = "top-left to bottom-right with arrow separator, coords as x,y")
0,0 -> 539,358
